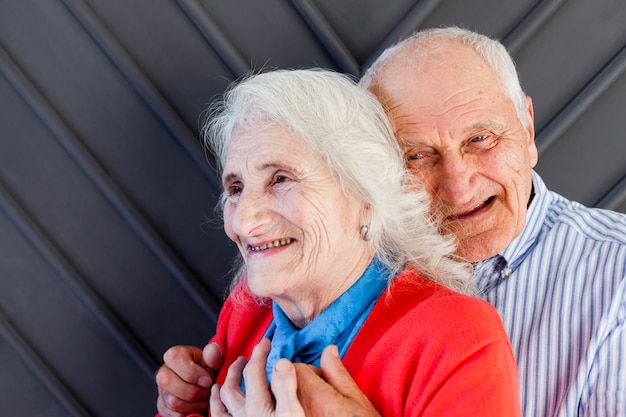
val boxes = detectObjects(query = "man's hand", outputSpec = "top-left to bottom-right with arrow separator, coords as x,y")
295,345 -> 381,417
210,338 -> 305,417
156,343 -> 223,417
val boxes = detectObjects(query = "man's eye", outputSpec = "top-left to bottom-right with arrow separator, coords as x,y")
275,175 -> 288,183
468,135 -> 498,152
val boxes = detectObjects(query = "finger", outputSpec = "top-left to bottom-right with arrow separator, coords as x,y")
319,345 -> 365,399
156,393 -> 186,417
156,384 -> 209,416
242,339 -> 275,413
293,363 -> 336,414
271,359 -> 305,417
209,384 -> 230,417
317,345 -> 380,416
203,342 -> 224,373
219,357 -> 247,416
162,345 -> 214,388
155,364 -> 210,404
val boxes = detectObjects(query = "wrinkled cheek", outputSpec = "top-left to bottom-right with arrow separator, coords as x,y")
409,169 -> 433,190
222,209 -> 238,243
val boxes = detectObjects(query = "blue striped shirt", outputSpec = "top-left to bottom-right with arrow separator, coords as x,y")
475,171 -> 626,417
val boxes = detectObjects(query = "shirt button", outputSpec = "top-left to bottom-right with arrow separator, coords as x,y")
502,268 -> 513,277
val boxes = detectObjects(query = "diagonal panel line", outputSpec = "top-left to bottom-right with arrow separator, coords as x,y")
60,0 -> 220,188
363,0 -> 444,71
175,0 -> 250,78
596,173 -> 626,211
289,0 -> 360,75
0,178 -> 158,379
535,45 -> 626,155
0,45 -> 220,326
502,0 -> 568,54
0,309 -> 93,416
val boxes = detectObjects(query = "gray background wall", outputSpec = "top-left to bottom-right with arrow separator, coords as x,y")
0,1 -> 625,416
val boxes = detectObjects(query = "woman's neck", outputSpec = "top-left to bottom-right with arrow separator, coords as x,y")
273,252 -> 374,329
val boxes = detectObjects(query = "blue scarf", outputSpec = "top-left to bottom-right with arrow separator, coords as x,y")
262,257 -> 391,384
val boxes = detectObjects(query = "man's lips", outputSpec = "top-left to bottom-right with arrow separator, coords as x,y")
447,196 -> 495,220
248,238 -> 294,252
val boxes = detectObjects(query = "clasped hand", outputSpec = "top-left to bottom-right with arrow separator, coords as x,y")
156,338 -> 381,417
210,338 -> 305,417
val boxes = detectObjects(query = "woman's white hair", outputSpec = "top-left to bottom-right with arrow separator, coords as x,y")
202,68 -> 475,294
360,26 -> 530,128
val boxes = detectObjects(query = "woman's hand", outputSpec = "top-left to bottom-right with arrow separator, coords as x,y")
210,338 -> 305,417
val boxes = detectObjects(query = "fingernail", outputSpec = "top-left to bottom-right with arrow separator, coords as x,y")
274,359 -> 293,371
328,345 -> 339,357
198,376 -> 212,388
208,342 -> 223,355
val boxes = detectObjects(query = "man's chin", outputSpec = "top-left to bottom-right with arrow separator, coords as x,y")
453,234 -> 507,263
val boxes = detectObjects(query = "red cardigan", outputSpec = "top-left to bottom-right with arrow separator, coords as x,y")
180,267 -> 521,416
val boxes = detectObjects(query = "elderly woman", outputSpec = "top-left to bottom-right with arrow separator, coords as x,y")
157,69 -> 521,417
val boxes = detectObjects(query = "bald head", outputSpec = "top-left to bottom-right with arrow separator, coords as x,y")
360,26 -> 529,129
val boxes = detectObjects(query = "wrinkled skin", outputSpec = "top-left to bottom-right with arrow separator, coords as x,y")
369,41 -> 537,262
156,39 -> 537,416
211,339 -> 380,417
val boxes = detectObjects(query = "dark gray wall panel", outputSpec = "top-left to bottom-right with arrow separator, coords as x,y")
422,0 -> 538,40
0,209 -> 154,416
80,0 -> 235,129
315,0 -> 417,63
1,0 -> 236,297
0,338 -> 68,416
197,0 -> 339,72
0,59 -> 221,352
1,1 -> 624,416
513,0 -> 626,131
536,71 -> 626,207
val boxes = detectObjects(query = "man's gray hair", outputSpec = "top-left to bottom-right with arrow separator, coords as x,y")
360,26 -> 529,128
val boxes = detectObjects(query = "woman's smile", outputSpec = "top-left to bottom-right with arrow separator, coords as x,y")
248,238 -> 295,253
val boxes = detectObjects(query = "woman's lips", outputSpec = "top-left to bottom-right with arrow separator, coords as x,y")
248,238 -> 294,252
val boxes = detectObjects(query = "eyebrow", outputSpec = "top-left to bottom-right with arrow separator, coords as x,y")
221,161 -> 292,185
463,121 -> 504,136
397,120 -> 507,150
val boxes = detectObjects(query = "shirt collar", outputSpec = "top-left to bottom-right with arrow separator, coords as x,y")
476,170 -> 551,289
500,170 -> 551,270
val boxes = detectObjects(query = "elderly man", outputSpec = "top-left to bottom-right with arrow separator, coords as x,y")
156,27 -> 626,417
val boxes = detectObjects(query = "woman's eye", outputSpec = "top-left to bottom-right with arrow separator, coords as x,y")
408,153 -> 424,160
227,184 -> 242,195
272,174 -> 293,186
472,135 -> 486,142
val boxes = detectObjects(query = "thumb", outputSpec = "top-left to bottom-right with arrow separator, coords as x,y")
318,345 -> 361,397
203,342 -> 224,372
319,345 -> 381,416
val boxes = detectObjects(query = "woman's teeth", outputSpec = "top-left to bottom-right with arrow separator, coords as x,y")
250,238 -> 293,252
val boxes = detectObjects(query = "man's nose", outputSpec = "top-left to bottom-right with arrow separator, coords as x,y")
437,155 -> 476,206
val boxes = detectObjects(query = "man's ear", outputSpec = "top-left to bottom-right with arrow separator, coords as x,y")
525,96 -> 538,168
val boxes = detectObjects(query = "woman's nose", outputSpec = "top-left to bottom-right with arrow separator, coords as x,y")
227,188 -> 272,238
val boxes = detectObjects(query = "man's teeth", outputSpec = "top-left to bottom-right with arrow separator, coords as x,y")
250,238 -> 293,252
